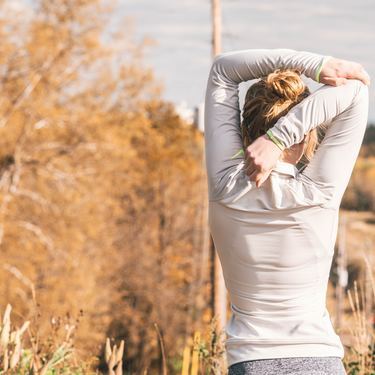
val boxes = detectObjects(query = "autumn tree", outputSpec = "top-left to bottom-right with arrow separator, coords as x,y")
0,0 -> 209,372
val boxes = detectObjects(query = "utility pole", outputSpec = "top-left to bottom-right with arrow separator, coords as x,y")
336,212 -> 348,329
210,0 -> 227,331
212,0 -> 222,56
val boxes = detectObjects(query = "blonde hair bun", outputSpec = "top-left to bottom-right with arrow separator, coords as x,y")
265,69 -> 306,102
241,68 -> 318,162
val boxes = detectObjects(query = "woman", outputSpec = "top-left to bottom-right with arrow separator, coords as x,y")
204,49 -> 370,375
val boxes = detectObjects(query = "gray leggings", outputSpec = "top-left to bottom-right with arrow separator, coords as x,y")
228,356 -> 347,375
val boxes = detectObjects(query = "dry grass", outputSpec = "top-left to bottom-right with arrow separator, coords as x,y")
0,277 -> 373,374
0,302 -> 96,374
180,317 -> 226,375
342,254 -> 375,374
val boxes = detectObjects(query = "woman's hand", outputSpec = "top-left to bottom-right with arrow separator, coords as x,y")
319,57 -> 371,86
245,56 -> 371,188
245,134 -> 283,188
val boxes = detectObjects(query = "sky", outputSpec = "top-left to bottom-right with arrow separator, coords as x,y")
118,0 -> 375,122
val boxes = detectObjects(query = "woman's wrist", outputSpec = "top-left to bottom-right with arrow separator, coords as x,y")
266,129 -> 286,151
315,56 -> 333,83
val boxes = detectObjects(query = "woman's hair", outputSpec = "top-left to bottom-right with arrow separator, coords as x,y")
241,68 -> 319,162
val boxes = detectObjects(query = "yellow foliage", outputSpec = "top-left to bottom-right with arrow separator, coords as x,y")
0,0 -> 209,372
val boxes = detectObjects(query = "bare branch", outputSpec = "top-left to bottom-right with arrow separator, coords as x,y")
0,45 -> 72,128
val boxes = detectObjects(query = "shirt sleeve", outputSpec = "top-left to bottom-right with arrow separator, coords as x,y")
204,48 -> 329,201
269,79 -> 369,208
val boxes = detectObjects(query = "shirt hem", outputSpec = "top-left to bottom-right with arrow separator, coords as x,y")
226,342 -> 345,368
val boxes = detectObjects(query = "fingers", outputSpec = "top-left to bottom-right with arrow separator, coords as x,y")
245,162 -> 268,188
245,156 -> 270,187
320,58 -> 371,87
256,172 -> 269,188
347,62 -> 371,86
247,168 -> 258,181
244,154 -> 260,178
244,150 -> 257,177
320,76 -> 346,86
246,165 -> 260,185
364,70 -> 371,86
255,174 -> 264,188
243,133 -> 281,187
335,77 -> 348,86
355,67 -> 371,86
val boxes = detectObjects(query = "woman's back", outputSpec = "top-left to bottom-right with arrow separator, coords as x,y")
209,163 -> 343,365
204,48 -> 369,369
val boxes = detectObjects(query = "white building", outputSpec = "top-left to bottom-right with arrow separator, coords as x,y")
174,101 -> 195,125
174,101 -> 205,133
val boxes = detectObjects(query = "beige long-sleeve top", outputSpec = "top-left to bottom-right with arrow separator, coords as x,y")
203,49 -> 369,367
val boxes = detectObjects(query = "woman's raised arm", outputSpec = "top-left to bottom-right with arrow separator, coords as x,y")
204,48 -> 329,201
269,79 -> 369,208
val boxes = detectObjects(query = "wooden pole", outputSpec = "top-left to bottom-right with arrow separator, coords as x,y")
212,0 -> 222,57
210,0 -> 227,331
336,212 -> 348,329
